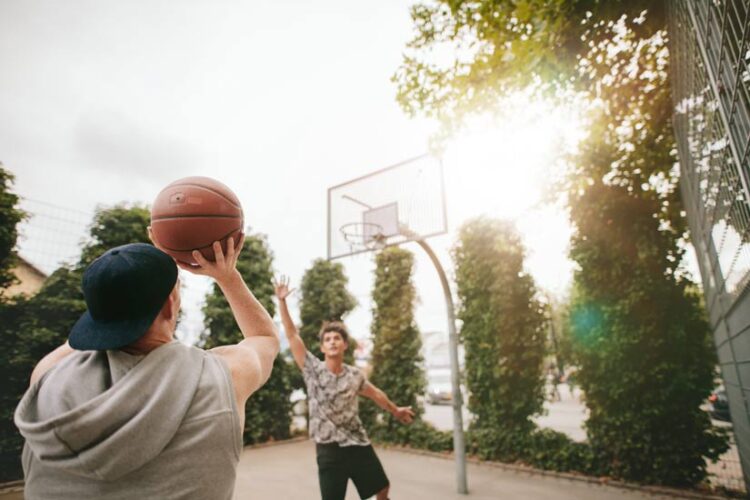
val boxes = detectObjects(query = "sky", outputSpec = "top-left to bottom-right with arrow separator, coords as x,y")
1,0 -> 581,346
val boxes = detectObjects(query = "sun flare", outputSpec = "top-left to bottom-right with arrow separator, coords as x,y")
442,95 -> 586,293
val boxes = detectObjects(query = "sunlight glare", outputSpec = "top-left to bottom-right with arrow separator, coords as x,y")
443,94 -> 585,295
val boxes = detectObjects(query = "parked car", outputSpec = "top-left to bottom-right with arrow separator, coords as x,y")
709,388 -> 731,422
426,370 -> 454,405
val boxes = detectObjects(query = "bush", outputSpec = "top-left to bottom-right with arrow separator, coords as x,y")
467,427 -> 599,475
240,355 -> 295,445
453,218 -> 546,433
361,247 -> 426,431
369,420 -> 453,453
567,187 -> 729,485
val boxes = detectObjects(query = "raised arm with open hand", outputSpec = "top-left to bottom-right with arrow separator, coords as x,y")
274,275 -> 307,370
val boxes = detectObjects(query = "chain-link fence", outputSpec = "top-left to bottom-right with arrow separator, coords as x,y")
668,0 -> 750,493
15,197 -> 92,276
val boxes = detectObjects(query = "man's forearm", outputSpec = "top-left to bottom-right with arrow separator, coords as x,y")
371,388 -> 398,415
218,270 -> 277,339
278,298 -> 299,339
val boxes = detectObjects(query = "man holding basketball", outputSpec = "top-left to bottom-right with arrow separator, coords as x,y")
274,276 -> 414,500
15,237 -> 278,499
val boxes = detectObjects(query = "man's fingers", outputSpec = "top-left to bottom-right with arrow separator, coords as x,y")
213,241 -> 226,266
193,249 -> 210,268
177,260 -> 203,274
225,236 -> 235,262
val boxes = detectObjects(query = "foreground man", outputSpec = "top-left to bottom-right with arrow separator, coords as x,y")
274,275 -> 414,500
15,237 -> 278,499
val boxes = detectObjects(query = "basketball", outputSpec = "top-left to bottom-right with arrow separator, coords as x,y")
150,176 -> 244,266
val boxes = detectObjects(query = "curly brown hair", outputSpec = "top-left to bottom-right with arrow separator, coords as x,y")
318,321 -> 350,344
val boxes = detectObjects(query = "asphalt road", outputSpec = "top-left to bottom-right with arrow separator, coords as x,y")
423,383 -> 587,441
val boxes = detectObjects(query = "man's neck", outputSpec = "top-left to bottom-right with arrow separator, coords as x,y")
325,355 -> 344,374
121,330 -> 173,355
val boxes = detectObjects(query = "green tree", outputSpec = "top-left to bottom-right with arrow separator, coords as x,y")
200,232 -> 293,445
568,183 -> 726,485
560,17 -> 727,486
453,218 -> 546,433
361,248 -> 426,435
298,258 -> 357,362
79,204 -> 151,266
0,203 -> 152,480
394,0 -> 663,124
0,163 -> 29,479
0,163 -> 26,292
398,2 -> 726,485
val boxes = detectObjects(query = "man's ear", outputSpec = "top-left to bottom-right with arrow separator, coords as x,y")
161,286 -> 178,321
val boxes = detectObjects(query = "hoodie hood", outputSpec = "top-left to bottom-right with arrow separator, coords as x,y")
15,341 -> 204,481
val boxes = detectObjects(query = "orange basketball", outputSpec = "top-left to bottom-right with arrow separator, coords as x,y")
150,176 -> 244,266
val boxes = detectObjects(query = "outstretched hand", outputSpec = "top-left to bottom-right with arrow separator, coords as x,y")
274,275 -> 295,301
177,235 -> 245,285
393,406 -> 415,424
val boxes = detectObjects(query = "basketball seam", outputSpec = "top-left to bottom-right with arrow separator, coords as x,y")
156,228 -> 243,252
151,214 -> 242,221
159,183 -> 243,209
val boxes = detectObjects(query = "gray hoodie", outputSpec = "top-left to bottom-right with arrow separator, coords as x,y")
14,341 -> 242,500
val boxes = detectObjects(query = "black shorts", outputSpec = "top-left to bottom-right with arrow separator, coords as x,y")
315,442 -> 389,500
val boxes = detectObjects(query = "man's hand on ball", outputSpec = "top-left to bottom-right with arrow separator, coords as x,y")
177,234 -> 245,285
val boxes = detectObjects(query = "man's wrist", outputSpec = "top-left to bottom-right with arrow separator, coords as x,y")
216,269 -> 243,289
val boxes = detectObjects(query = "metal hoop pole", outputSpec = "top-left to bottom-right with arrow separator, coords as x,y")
415,238 -> 468,495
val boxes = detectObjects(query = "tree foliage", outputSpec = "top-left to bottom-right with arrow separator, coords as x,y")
200,232 -> 293,445
568,184 -> 727,485
394,0 -> 663,124
361,248 -> 426,434
0,163 -> 26,292
453,217 -> 546,433
398,1 -> 727,486
563,23 -> 728,485
298,258 -> 357,362
79,204 -> 151,266
0,163 -> 29,479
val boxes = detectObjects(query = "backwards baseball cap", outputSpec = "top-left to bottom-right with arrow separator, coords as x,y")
68,243 -> 178,351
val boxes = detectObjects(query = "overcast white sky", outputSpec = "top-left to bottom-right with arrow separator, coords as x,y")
2,0 -> 579,346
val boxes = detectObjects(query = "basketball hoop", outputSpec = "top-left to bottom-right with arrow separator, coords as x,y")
340,222 -> 387,252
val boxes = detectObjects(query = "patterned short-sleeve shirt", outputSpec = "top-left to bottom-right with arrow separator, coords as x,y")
302,350 -> 370,446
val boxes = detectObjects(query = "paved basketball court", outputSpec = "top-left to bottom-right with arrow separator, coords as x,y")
0,438 -> 717,499
232,440 -> 680,499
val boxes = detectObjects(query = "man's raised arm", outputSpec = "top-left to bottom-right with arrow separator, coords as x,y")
178,236 -> 279,400
274,275 -> 306,370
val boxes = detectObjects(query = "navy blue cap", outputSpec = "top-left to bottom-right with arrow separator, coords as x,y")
68,243 -> 178,351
